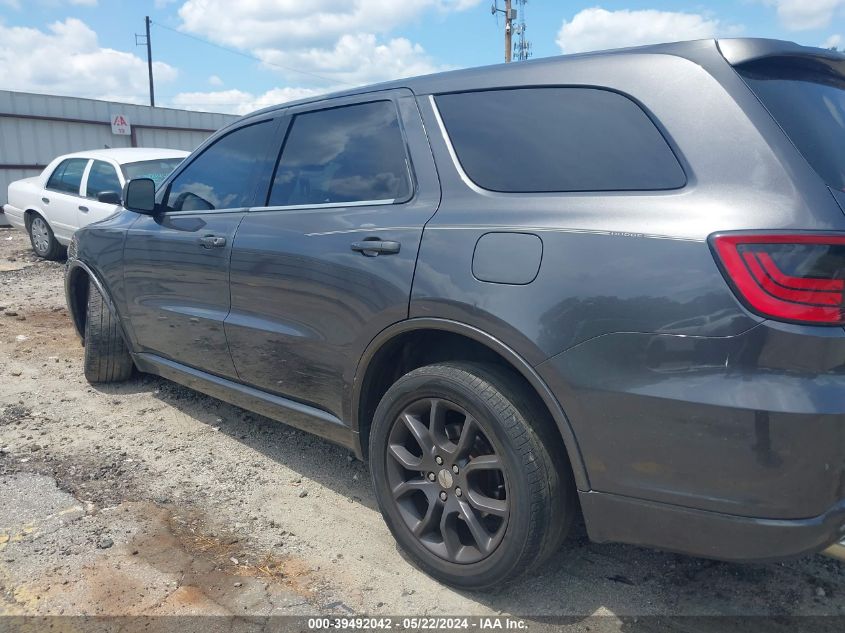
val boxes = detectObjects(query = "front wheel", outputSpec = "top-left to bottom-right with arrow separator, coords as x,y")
83,283 -> 133,383
369,362 -> 573,589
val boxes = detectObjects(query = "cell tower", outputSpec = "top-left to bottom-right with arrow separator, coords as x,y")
512,0 -> 532,61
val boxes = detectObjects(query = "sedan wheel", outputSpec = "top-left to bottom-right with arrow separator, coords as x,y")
28,214 -> 63,260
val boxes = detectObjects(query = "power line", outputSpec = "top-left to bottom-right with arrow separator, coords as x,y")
150,21 -> 351,86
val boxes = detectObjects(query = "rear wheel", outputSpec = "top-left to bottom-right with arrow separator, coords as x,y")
369,362 -> 573,589
28,214 -> 63,260
83,283 -> 133,383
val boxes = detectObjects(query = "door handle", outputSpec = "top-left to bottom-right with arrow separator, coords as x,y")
199,235 -> 227,249
79,205 -> 89,213
350,239 -> 401,257
42,197 -> 49,204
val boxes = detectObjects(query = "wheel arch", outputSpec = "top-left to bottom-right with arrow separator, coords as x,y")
24,208 -> 44,231
65,259 -> 128,347
351,318 -> 590,491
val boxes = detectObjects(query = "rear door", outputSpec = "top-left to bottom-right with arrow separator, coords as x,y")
80,159 -> 122,226
225,90 -> 440,419
43,158 -> 89,240
122,117 -> 280,378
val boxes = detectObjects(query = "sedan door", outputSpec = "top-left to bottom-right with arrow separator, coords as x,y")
122,117 -> 280,379
226,91 -> 441,420
80,159 -> 122,226
42,158 -> 89,241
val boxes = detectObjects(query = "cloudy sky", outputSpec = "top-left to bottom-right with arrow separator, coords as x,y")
0,0 -> 842,114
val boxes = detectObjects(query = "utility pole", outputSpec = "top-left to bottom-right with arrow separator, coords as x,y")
136,17 -> 155,107
145,17 -> 155,107
491,1 -> 518,63
504,0 -> 512,63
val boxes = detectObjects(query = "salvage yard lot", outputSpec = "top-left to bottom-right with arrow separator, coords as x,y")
0,226 -> 843,626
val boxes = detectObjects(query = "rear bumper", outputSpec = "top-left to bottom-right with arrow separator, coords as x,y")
537,320 -> 845,560
581,490 -> 845,562
2,204 -> 25,230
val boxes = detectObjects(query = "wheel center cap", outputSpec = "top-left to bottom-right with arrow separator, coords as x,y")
437,469 -> 453,489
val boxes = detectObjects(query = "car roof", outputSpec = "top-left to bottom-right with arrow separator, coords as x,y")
240,37 -> 845,121
58,147 -> 190,165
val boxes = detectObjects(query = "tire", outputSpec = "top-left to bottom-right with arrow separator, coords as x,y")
83,283 -> 133,383
369,361 -> 574,589
28,213 -> 64,260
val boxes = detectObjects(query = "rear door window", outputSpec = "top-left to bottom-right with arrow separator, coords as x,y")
737,57 -> 845,192
268,100 -> 411,207
46,158 -> 88,195
434,88 -> 685,193
85,160 -> 122,199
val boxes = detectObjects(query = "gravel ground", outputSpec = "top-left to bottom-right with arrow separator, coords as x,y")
0,226 -> 843,629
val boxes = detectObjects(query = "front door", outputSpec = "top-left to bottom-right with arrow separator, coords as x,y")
80,159 -> 122,226
226,92 -> 440,419
122,117 -> 280,378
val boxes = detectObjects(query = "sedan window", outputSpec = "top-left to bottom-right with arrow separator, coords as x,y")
85,160 -> 122,199
46,158 -> 89,195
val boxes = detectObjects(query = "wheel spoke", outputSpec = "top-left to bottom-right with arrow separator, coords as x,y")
439,506 -> 461,559
463,454 -> 502,474
392,478 -> 435,500
458,500 -> 493,554
400,412 -> 434,456
428,399 -> 451,454
454,415 -> 478,460
465,489 -> 509,518
413,496 -> 444,536
388,443 -> 422,470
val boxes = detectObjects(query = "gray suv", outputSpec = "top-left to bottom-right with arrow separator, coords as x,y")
65,38 -> 845,589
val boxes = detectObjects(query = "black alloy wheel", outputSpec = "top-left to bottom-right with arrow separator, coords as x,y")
370,362 -> 573,589
386,396 -> 509,564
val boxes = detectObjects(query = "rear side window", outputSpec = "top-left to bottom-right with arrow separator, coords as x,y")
85,160 -> 121,199
435,88 -> 685,193
269,100 -> 411,207
737,57 -> 845,192
46,158 -> 88,195
164,120 -> 274,212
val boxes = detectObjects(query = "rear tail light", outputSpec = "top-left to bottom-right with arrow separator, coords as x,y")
710,233 -> 845,326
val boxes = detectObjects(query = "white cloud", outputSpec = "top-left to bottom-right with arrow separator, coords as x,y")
69,0 -> 98,6
823,33 -> 843,48
556,8 -> 725,54
170,86 -> 326,115
178,0 -> 482,49
0,0 -> 20,8
177,0 -> 472,87
207,74 -> 224,87
256,33 -> 445,86
767,0 -> 845,31
0,18 -> 177,103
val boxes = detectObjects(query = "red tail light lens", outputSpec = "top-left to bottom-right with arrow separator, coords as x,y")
710,233 -> 845,326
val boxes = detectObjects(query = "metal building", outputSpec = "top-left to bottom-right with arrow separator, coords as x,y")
0,90 -> 238,225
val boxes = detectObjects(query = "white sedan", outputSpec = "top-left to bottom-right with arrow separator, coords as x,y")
2,148 -> 188,259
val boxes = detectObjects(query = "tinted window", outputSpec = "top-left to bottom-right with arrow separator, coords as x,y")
165,121 -> 273,211
269,100 -> 411,206
738,57 -> 845,192
122,158 -> 185,186
85,160 -> 121,199
435,88 -> 685,193
46,158 -> 88,195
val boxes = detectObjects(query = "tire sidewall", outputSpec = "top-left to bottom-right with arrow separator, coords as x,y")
370,369 -> 539,588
